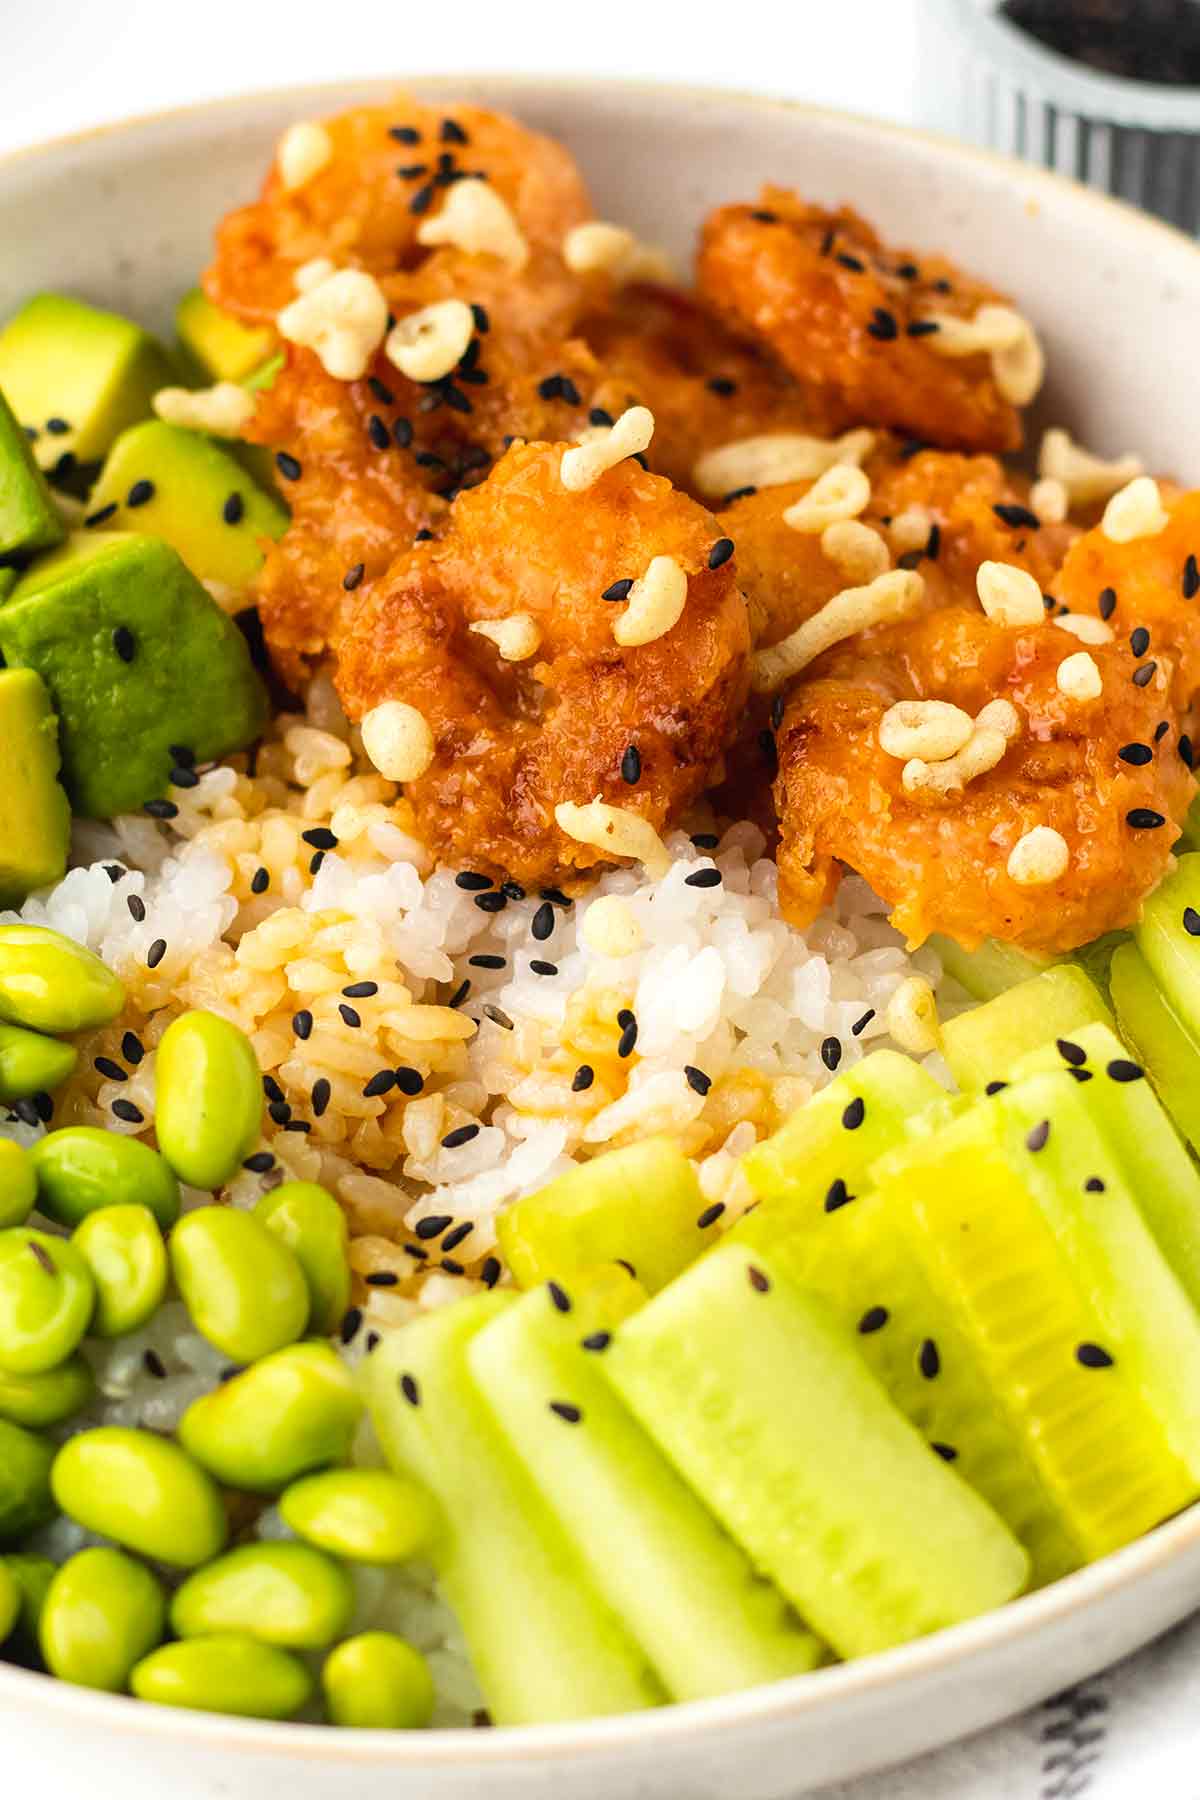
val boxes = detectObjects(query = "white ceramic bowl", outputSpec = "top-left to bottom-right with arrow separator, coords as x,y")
3,74 -> 1200,1800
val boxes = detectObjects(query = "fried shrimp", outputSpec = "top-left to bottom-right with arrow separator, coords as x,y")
207,97 -> 592,328
698,190 -> 1038,452
773,605 -> 1195,954
331,439 -> 751,885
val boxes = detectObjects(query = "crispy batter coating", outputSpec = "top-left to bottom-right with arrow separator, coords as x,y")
774,605 -> 1195,954
208,97 -> 592,327
579,282 -> 839,496
698,190 -> 1024,452
332,440 -> 751,884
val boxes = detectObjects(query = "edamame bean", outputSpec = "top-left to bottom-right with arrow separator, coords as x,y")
256,1181 -> 351,1335
1,1553 -> 55,1649
0,1353 -> 94,1428
40,1548 -> 166,1692
155,1010 -> 262,1188
0,925 -> 124,1034
130,1634 -> 313,1719
322,1633 -> 435,1729
31,1128 -> 180,1230
51,1427 -> 228,1568
178,1341 -> 362,1493
169,1205 -> 308,1363
72,1206 -> 168,1338
0,1141 -> 35,1230
0,1559 -> 18,1645
0,1021 -> 76,1104
0,1417 -> 55,1541
280,1468 -> 437,1565
171,1542 -> 354,1650
0,1228 -> 94,1374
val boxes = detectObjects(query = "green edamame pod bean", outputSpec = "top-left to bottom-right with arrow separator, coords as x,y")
0,1141 -> 35,1230
40,1548 -> 166,1691
155,1010 -> 262,1188
31,1128 -> 180,1230
170,1542 -> 354,1650
51,1427 -> 228,1568
178,1341 -> 362,1493
73,1206 -> 167,1338
0,1228 -> 94,1374
0,1021 -> 76,1104
169,1205 -> 308,1363
322,1633 -> 435,1729
1,1553 -> 55,1649
0,1417 -> 55,1542
0,1559 -> 18,1645
255,1181 -> 351,1335
130,1634 -> 313,1719
0,925 -> 124,1034
0,1353 -> 94,1428
279,1468 -> 437,1565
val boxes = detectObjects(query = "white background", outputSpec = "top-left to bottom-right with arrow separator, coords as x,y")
0,0 -> 923,155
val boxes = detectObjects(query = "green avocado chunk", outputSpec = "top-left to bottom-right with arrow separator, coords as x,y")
0,295 -> 174,475
0,387 -> 64,560
87,421 -> 287,589
0,669 -> 71,906
175,289 -> 276,387
0,534 -> 266,818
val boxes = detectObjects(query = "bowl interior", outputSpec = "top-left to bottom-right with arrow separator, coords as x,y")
3,74 -> 1200,1800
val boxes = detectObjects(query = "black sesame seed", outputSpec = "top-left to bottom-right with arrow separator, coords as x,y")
549,1400 -> 582,1423
302,827 -> 338,850
906,319 -> 940,337
415,1215 -> 452,1241
142,1348 -> 168,1379
121,1031 -> 144,1066
365,1271 -> 399,1288
393,417 -> 413,449
1056,1038 -> 1087,1066
866,307 -> 898,341
857,1306 -> 889,1334
475,891 -> 507,914
111,1099 -> 144,1124
389,124 -> 421,143
446,982 -> 470,1011
44,416 -> 70,435
842,1096 -> 866,1130
126,893 -> 146,922
581,1330 -> 611,1351
338,1003 -> 362,1029
1132,661 -> 1157,687
481,1256 -> 501,1288
94,1056 -> 127,1082
368,376 -> 395,405
1118,742 -> 1153,766
836,252 -> 865,272
442,1124 -> 481,1150
268,1100 -> 292,1126
617,1014 -> 638,1058
723,485 -> 757,503
571,1065 -> 594,1092
851,1010 -> 875,1037
441,117 -> 469,144
918,1338 -> 941,1379
468,954 -> 506,971
696,1201 -> 726,1229
442,1222 -> 473,1254
685,868 -> 722,889
1085,1176 -> 1106,1192
292,1010 -> 313,1040
531,901 -> 556,941
126,479 -> 155,508
1076,1342 -> 1114,1369
170,765 -> 199,789
283,1120 -> 312,1135
548,1281 -> 571,1314
85,502 -> 118,527
501,880 -> 526,902
221,490 -> 246,529
1127,808 -> 1166,829
409,182 -> 435,215
588,407 -> 614,429
993,503 -> 1040,530
311,1078 -> 331,1118
243,1151 -> 275,1173
104,864 -> 124,882
602,578 -> 634,602
1098,586 -> 1117,620
824,1177 -> 854,1213
143,798 -> 177,819
456,870 -> 494,890
707,376 -> 737,395
1026,1119 -> 1051,1152
620,744 -> 642,785
1130,626 -> 1151,657
931,1442 -> 958,1462
275,451 -> 302,482
820,1036 -> 843,1072
11,1099 -> 39,1128
112,625 -> 136,663
471,303 -> 490,334
708,536 -> 735,570
482,1002 -> 515,1029
529,961 -> 558,977
395,1066 -> 424,1095
1068,1067 -> 1094,1084
1184,906 -> 1200,937
684,1066 -> 712,1096
396,162 -> 429,179
367,414 -> 391,452
751,209 -> 779,223
691,834 -> 719,850
400,1373 -> 420,1406
1185,555 -> 1200,599
148,938 -> 168,971
250,866 -> 270,894
363,1069 -> 396,1098
1180,734 -> 1196,769
343,981 -> 379,998
747,1264 -> 771,1293
1106,1058 -> 1144,1083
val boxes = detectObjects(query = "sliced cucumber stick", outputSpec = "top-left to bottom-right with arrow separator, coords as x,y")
941,965 -> 1115,1091
1109,941 -> 1200,1156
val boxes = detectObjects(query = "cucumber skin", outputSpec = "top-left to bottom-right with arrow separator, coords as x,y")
359,1295 -> 664,1725
1110,941 -> 1200,1156
1134,855 -> 1200,1081
469,1279 -> 823,1700
606,1243 -> 1029,1661
931,935 -> 1056,1002
941,965 -> 1115,1091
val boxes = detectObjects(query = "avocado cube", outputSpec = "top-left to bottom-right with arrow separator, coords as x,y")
0,534 -> 266,818
88,421 -> 288,589
0,295 -> 174,474
175,288 -> 275,386
0,387 -> 64,560
0,668 -> 70,905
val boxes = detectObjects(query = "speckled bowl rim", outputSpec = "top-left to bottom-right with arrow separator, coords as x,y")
3,70 -> 1200,1771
